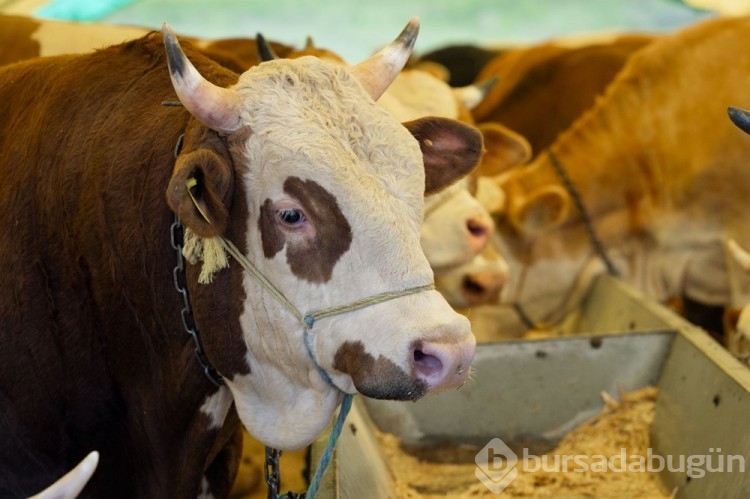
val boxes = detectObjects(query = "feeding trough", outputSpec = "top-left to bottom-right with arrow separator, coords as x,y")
310,274 -> 750,498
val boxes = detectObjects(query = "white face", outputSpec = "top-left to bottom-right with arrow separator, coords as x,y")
421,179 -> 494,272
218,57 -> 475,449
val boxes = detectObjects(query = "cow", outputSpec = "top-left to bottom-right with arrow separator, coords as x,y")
0,13 -> 296,71
413,43 -> 502,87
28,452 -> 99,499
470,15 -> 750,339
470,34 -> 656,158
0,19 -> 481,497
720,239 -> 750,362
378,70 -> 533,301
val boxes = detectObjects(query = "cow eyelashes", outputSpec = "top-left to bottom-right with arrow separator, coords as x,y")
276,208 -> 307,227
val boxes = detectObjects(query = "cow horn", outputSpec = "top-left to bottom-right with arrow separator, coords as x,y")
728,106 -> 750,135
162,23 -> 241,134
351,17 -> 419,100
256,33 -> 279,62
454,76 -> 497,110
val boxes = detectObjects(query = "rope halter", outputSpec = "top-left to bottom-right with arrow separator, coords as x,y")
219,236 -> 435,387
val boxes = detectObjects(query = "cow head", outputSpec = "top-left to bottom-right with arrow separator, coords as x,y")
478,153 -> 611,335
162,20 -> 481,449
376,68 -> 530,278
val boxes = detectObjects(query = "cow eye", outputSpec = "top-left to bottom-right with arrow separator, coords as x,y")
277,208 -> 306,226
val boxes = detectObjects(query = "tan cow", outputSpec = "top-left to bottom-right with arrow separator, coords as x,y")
471,34 -> 656,158
472,15 -> 750,339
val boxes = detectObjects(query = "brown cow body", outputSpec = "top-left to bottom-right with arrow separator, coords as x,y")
0,35 -> 241,498
0,20 -> 480,496
0,13 -> 295,71
0,34 -> 251,499
472,34 -> 655,157
485,15 -> 750,336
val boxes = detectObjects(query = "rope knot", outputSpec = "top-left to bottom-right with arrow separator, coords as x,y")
303,315 -> 315,329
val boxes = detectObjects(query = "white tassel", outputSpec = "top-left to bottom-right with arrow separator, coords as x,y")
182,228 -> 230,283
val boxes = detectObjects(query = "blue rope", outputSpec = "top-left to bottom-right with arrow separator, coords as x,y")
305,393 -> 354,499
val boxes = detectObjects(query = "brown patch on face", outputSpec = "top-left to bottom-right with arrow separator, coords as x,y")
333,341 -> 427,401
259,176 -> 352,283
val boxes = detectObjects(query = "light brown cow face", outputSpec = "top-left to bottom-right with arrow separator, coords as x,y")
164,21 -> 481,450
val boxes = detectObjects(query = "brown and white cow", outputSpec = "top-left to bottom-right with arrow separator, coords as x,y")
0,19 -> 480,497
475,15 -> 750,338
382,72 -> 533,303
2,13 -> 513,310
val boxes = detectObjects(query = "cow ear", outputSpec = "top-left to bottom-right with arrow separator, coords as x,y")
403,117 -> 483,195
167,149 -> 234,238
474,122 -> 532,176
510,185 -> 570,233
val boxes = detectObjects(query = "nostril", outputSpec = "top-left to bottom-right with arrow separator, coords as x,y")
462,275 -> 486,295
413,349 -> 443,378
467,218 -> 489,238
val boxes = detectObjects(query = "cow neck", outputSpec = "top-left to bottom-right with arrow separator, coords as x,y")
510,150 -> 619,331
171,215 -> 226,387
547,149 -> 619,276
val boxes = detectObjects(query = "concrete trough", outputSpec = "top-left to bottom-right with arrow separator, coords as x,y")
311,274 -> 750,498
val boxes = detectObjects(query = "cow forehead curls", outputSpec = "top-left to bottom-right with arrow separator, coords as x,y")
232,56 -> 427,202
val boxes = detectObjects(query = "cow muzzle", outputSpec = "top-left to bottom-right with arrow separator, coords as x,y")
332,311 -> 476,401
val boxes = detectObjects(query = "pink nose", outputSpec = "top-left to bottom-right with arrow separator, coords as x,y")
466,215 -> 493,253
412,337 -> 476,392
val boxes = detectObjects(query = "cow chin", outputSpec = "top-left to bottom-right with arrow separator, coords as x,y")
228,373 -> 343,450
353,371 -> 428,401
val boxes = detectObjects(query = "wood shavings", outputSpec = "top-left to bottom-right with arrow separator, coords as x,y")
375,386 -> 675,498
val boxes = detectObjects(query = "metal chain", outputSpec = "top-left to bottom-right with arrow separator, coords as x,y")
264,447 -> 304,499
168,131 -> 224,387
264,447 -> 282,499
170,216 -> 225,387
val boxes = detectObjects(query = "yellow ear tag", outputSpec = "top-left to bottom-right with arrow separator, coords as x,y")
186,177 -> 212,224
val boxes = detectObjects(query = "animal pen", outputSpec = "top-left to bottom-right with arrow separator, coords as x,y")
310,275 -> 750,498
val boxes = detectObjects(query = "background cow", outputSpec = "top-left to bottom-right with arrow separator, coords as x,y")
0,13 -> 297,71
470,34 -> 656,158
0,19 -> 481,497
468,15 -> 750,340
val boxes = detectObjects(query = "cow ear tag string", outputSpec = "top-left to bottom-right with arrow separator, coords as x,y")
180,172 -> 433,498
